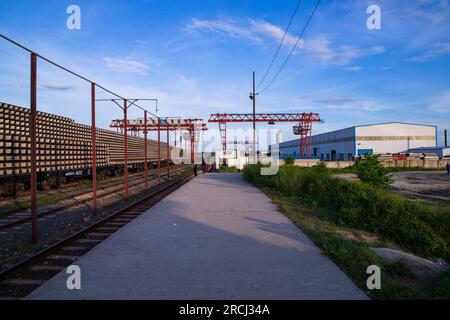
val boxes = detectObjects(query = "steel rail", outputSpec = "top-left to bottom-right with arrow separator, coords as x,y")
0,172 -> 193,280
0,165 -> 187,231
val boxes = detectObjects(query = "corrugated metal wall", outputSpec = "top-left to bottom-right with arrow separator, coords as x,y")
277,123 -> 437,160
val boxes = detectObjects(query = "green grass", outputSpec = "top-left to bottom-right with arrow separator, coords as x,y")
243,163 -> 450,261
219,165 -> 238,173
264,189 -> 450,300
243,163 -> 450,299
0,171 -> 164,214
0,191 -> 68,214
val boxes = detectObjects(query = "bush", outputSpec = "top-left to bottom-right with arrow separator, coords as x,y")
276,165 -> 303,195
284,156 -> 296,166
355,154 -> 393,188
219,165 -> 238,173
242,163 -> 263,183
243,162 -> 450,260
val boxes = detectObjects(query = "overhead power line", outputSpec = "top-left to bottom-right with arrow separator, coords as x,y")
256,0 -> 302,91
0,33 -> 161,116
258,0 -> 321,95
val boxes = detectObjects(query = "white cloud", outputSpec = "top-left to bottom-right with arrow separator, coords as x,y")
407,0 -> 450,25
332,46 -> 385,65
429,89 -> 450,113
40,84 -> 77,91
408,42 -> 450,62
249,20 -> 297,46
103,57 -> 150,75
186,17 -> 260,41
186,17 -> 385,65
308,96 -> 394,112
345,66 -> 362,72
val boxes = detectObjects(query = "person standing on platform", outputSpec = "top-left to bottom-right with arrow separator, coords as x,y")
201,153 -> 207,174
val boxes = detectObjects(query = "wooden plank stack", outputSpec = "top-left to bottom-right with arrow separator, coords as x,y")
0,102 -> 171,177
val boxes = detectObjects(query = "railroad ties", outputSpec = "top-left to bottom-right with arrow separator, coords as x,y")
0,102 -> 171,193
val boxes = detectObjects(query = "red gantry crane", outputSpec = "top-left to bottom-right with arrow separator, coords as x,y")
110,118 -> 207,182
208,113 -> 321,157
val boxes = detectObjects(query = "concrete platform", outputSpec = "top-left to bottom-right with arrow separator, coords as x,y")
26,174 -> 367,300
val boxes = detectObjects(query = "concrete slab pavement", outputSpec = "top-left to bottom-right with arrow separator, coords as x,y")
26,173 -> 367,300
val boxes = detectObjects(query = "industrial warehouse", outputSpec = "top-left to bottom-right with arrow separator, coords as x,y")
0,0 -> 449,308
277,122 -> 439,160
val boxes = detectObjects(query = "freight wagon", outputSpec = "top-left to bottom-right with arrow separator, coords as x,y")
0,102 -> 175,195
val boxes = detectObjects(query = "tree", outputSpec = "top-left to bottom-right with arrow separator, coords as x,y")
355,154 -> 392,188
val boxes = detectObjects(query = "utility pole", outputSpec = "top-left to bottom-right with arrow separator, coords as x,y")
445,129 -> 448,147
250,71 -> 258,164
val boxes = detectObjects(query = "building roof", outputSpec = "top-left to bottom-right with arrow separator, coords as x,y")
275,122 -> 437,148
337,121 -> 437,132
409,146 -> 449,150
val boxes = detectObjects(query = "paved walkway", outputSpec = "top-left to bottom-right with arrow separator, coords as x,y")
27,174 -> 367,300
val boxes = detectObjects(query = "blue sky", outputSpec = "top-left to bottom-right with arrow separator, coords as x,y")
0,0 -> 449,149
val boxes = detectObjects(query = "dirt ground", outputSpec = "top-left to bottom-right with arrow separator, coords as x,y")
390,171 -> 450,205
333,171 -> 450,205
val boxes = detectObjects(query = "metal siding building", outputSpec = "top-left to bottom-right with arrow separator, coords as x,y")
277,122 -> 437,161
407,146 -> 450,158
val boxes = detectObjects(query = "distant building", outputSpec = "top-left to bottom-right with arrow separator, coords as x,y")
274,122 -> 437,161
408,146 -> 450,158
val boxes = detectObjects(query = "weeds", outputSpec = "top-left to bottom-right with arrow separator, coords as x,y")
243,163 -> 450,260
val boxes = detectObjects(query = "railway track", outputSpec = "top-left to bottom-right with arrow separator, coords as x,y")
0,165 -> 190,231
0,164 -> 177,217
0,172 -> 193,299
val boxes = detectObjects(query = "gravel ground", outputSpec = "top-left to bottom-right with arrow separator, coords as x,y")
333,171 -> 450,205
390,171 -> 450,204
0,171 -> 190,271
0,170 -> 162,215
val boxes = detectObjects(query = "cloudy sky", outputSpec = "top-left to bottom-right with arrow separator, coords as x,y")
0,0 -> 449,149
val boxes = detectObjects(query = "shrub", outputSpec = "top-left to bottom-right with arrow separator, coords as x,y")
284,156 -> 296,166
219,165 -> 238,173
243,161 -> 450,260
242,163 -> 262,183
276,165 -> 304,195
355,154 -> 393,188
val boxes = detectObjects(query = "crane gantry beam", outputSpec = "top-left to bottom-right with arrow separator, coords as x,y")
208,112 -> 321,157
208,112 -> 322,156
110,118 -> 207,165
110,118 -> 207,131
208,113 -> 321,123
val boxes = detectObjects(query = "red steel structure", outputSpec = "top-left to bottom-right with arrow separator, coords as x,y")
91,83 -> 97,212
0,33 -> 160,244
209,113 -> 321,157
30,53 -> 38,244
219,122 -> 227,151
97,98 -> 159,194
292,113 -> 319,159
110,118 -> 207,167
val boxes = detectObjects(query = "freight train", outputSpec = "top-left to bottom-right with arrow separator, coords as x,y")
0,102 -> 175,196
